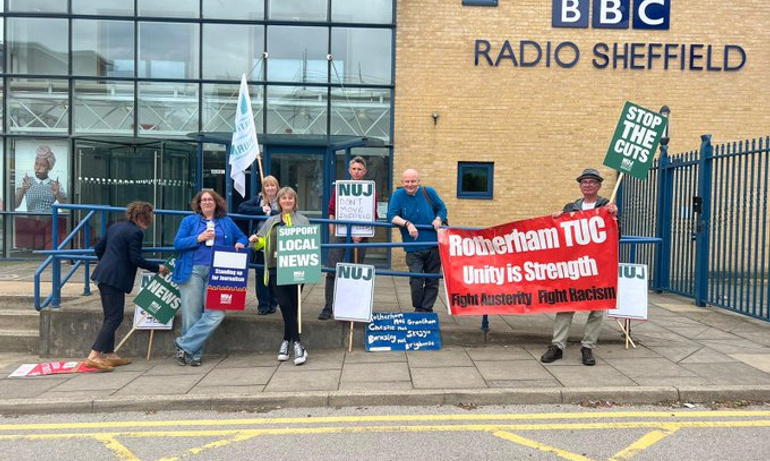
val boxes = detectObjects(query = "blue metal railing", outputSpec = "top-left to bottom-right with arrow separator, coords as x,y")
621,134 -> 770,322
34,204 -> 445,310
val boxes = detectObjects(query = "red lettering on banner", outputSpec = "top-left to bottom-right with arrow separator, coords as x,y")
438,208 -> 619,315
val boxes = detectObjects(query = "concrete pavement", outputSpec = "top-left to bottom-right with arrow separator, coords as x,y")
1,260 -> 770,414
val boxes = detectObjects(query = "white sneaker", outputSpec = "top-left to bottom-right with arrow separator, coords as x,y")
293,342 -> 307,366
277,340 -> 290,361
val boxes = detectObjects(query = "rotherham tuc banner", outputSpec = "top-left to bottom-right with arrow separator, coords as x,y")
437,207 -> 619,316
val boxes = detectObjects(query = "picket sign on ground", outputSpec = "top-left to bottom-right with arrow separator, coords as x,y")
333,263 -> 375,351
607,263 -> 649,349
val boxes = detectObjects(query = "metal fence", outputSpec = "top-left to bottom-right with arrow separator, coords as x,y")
620,134 -> 770,321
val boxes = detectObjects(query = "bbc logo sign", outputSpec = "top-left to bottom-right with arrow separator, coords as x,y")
553,0 -> 670,30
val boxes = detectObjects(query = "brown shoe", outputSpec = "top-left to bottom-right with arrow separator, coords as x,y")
104,357 -> 132,367
83,358 -> 114,372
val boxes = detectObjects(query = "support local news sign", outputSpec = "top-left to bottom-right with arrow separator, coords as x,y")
438,208 -> 618,315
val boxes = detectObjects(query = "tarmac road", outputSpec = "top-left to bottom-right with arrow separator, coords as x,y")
1,404 -> 770,461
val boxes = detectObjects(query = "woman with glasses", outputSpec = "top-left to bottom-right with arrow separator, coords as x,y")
172,190 -> 248,366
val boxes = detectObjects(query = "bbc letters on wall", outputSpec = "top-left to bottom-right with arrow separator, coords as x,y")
474,0 -> 746,72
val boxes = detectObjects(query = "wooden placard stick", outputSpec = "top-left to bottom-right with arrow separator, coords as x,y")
146,330 -> 155,361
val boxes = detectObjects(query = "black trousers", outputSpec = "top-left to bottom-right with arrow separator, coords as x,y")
269,269 -> 303,342
91,283 -> 126,353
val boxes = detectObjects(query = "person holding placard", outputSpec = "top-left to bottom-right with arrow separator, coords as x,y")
172,190 -> 248,367
319,156 -> 378,320
249,187 -> 311,365
540,168 -> 618,366
387,169 -> 448,313
238,175 -> 281,315
86,201 -> 169,372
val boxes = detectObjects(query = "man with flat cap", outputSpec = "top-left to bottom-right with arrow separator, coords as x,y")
540,168 -> 618,366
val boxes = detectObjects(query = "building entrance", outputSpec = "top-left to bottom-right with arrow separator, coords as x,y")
75,138 -> 196,247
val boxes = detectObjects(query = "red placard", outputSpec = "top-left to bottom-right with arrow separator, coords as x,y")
9,361 -> 101,377
438,208 -> 619,315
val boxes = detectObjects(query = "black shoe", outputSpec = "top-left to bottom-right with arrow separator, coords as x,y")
318,307 -> 332,320
258,310 -> 269,315
540,345 -> 563,363
173,341 -> 188,366
268,306 -> 278,314
189,357 -> 202,367
580,347 -> 596,366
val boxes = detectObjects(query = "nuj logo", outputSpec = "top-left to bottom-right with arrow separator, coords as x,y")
220,293 -> 232,304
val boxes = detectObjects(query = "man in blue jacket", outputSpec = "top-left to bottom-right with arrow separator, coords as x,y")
387,169 -> 448,312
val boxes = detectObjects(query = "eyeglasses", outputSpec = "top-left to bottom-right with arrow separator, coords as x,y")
579,180 -> 600,186
200,198 -> 215,203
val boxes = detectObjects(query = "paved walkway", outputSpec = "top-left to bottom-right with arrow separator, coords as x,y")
1,260 -> 770,414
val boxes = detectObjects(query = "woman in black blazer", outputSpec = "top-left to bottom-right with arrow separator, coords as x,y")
85,201 -> 168,371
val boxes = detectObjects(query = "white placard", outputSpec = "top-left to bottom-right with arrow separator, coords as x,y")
335,180 -> 376,238
333,263 -> 375,322
607,263 -> 649,320
213,250 -> 249,269
133,272 -> 174,330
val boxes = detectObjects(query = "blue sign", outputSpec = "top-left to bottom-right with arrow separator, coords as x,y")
365,312 -> 442,352
591,0 -> 630,29
552,0 -> 670,30
633,0 -> 670,30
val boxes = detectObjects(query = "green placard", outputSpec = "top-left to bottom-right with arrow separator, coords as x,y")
276,225 -> 322,285
133,256 -> 181,324
603,101 -> 668,179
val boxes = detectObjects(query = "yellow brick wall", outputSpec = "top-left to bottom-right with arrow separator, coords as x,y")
392,0 -> 770,229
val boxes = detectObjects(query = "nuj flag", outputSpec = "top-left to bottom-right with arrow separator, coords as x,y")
229,74 -> 260,198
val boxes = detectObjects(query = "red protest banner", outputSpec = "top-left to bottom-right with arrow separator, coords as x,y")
438,207 -> 619,315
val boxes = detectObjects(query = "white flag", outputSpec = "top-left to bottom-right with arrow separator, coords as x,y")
229,74 -> 260,198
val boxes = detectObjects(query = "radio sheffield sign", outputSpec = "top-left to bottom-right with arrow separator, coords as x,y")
473,1 -> 746,72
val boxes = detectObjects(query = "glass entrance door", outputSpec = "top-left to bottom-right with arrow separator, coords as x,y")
266,148 -> 327,220
76,139 -> 196,247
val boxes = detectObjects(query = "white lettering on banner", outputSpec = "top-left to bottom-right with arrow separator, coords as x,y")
463,265 -> 506,285
449,216 -> 610,256
144,279 -> 181,310
448,227 -> 560,256
523,256 -> 598,281
277,239 -> 319,251
279,226 -> 319,236
278,253 -> 321,268
559,216 -> 606,246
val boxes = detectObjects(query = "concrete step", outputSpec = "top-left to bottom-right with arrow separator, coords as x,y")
0,329 -> 38,354
0,309 -> 40,330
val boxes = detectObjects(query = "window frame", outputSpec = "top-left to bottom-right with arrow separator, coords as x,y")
457,161 -> 494,199
462,0 -> 498,7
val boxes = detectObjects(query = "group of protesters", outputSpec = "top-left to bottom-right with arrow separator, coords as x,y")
84,161 -> 615,372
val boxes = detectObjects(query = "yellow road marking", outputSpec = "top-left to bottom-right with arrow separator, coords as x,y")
156,432 -> 261,461
609,426 -> 679,461
493,431 -> 596,461
1,410 -> 769,431
1,420 -> 769,440
92,434 -> 141,461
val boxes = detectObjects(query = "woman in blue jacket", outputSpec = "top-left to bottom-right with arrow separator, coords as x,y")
172,190 -> 248,366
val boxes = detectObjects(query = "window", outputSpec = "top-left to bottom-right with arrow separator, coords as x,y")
458,162 -> 493,199
462,0 -> 498,6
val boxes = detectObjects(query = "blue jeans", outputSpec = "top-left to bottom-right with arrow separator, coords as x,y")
175,265 -> 224,360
